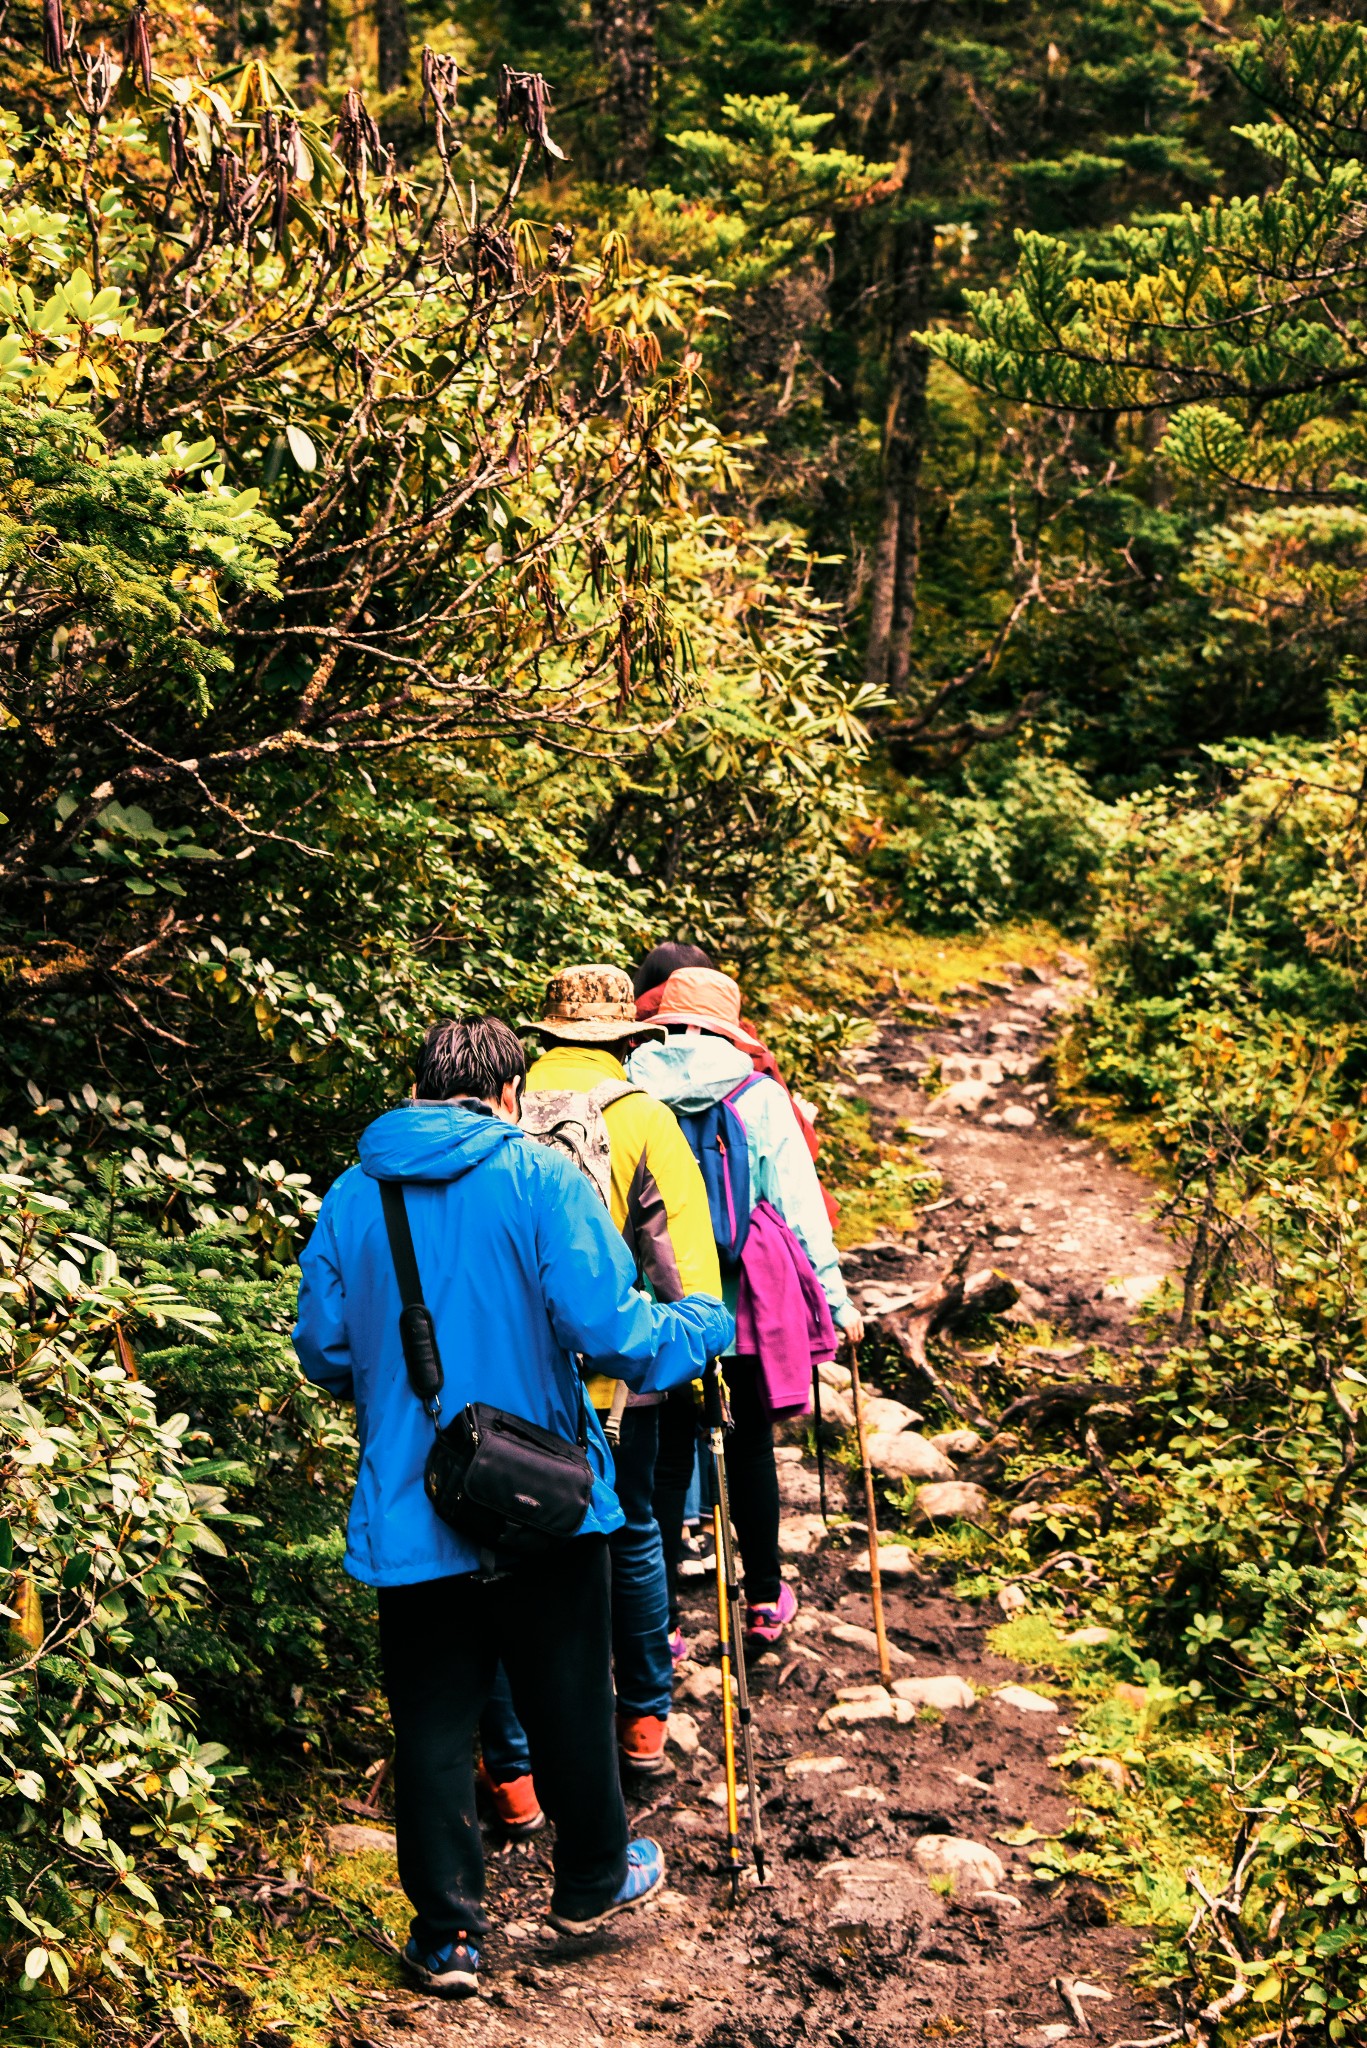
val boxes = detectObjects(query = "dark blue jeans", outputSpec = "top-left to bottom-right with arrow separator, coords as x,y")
608,1405 -> 673,1718
479,1666 -> 530,1780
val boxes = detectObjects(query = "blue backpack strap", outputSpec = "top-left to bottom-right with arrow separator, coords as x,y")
725,1072 -> 762,1105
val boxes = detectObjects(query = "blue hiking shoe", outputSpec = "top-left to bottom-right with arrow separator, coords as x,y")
402,1934 -> 481,1997
547,1837 -> 666,1934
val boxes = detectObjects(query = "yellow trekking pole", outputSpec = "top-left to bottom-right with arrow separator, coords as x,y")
704,1365 -> 768,1901
848,1338 -> 893,1688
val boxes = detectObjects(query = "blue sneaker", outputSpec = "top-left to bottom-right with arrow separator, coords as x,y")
402,1934 -> 480,1997
547,1838 -> 666,1935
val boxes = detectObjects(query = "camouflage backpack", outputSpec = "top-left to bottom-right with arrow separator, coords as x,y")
520,1077 -> 640,1207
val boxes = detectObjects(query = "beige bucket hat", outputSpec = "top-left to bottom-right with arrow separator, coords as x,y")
537,964 -> 667,1044
646,967 -> 765,1055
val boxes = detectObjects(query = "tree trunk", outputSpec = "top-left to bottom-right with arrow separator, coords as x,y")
863,224 -> 931,697
864,334 -> 928,694
376,0 -> 410,93
296,0 -> 328,102
592,0 -> 657,181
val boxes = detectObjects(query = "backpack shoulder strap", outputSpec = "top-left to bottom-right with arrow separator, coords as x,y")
725,1072 -> 762,1107
379,1180 -> 424,1310
587,1077 -> 641,1112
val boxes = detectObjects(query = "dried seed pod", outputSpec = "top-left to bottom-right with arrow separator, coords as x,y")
166,104 -> 189,184
548,221 -> 574,271
334,87 -> 382,181
421,46 -> 460,159
496,65 -> 566,169
123,1 -> 152,92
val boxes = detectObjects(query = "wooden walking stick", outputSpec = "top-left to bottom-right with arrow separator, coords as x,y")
847,1337 -> 892,1688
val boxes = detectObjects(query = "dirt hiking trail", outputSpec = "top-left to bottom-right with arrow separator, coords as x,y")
328,960 -> 1182,2048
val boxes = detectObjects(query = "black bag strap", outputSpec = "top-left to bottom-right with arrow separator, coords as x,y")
378,1177 -> 588,1448
380,1180 -> 424,1309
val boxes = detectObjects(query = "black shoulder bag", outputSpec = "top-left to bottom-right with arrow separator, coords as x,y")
378,1181 -> 595,1566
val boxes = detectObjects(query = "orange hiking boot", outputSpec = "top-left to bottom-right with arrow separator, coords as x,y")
617,1712 -> 669,1776
477,1761 -> 545,1839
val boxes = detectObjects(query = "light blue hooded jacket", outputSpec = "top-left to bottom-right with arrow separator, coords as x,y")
626,1035 -> 855,1346
293,1100 -> 733,1586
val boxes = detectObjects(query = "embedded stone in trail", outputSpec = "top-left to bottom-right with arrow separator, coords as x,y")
777,1463 -> 825,1509
828,1619 -> 914,1666
866,1429 -> 955,1481
932,1077 -> 998,1116
851,1542 -> 919,1578
778,1512 -> 829,1554
816,1856 -> 939,1936
911,1833 -> 1007,1895
892,1674 -> 976,1710
819,1685 -> 914,1727
784,1753 -> 852,1777
911,1480 -> 991,1525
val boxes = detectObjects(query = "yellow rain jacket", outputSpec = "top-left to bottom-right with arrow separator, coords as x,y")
524,1043 -> 722,1408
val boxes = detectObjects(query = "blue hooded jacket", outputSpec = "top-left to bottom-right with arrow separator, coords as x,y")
293,1100 -> 733,1586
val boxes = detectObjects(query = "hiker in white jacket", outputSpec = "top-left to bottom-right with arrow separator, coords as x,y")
628,967 -> 861,1649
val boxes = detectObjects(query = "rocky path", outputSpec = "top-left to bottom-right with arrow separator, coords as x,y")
328,959 -> 1180,2048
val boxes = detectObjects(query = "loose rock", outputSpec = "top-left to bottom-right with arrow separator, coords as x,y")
892,1674 -> 976,1711
1002,1104 -> 1037,1129
816,1856 -> 938,1936
912,1480 -> 991,1526
859,1396 -> 921,1436
777,1461 -> 825,1510
851,1543 -> 919,1579
930,1428 -> 985,1457
995,1684 -> 1059,1715
828,1620 -> 914,1667
934,1078 -> 998,1116
778,1513 -> 829,1555
666,1711 -> 700,1756
818,1687 -> 915,1729
783,1754 -> 851,1778
326,1822 -> 397,1856
1103,1272 -> 1168,1307
866,1430 -> 955,1481
911,1833 -> 1006,1895
678,1663 -> 731,1705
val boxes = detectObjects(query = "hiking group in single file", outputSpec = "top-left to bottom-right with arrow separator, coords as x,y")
293,944 -> 865,1996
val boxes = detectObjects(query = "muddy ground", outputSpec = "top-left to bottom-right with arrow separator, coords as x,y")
328,963 -> 1181,2048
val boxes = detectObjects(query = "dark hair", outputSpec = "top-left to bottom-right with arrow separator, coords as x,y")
414,1016 -> 527,1102
632,941 -> 713,1000
537,1031 -> 639,1062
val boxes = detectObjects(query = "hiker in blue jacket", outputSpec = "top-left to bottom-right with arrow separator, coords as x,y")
293,1016 -> 733,1999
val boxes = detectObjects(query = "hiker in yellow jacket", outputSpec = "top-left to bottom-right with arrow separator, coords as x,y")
480,965 -> 720,1806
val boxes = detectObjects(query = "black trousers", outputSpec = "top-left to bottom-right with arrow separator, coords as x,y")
377,1537 -> 627,1944
654,1356 -> 782,1621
